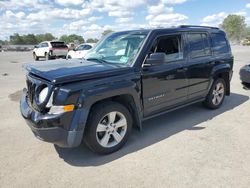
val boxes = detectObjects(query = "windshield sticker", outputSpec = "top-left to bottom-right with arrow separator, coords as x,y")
120,56 -> 129,63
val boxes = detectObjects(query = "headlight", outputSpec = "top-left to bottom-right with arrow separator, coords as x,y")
38,87 -> 53,108
38,87 -> 48,104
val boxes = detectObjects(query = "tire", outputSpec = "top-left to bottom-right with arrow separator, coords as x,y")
203,78 -> 226,109
66,55 -> 71,60
45,52 -> 50,60
33,53 -> 39,61
84,101 -> 132,154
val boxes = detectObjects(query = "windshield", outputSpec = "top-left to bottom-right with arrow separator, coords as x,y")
84,31 -> 148,65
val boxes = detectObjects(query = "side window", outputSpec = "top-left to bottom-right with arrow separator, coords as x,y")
41,43 -> 48,47
85,45 -> 92,50
202,33 -> 211,56
153,35 -> 183,62
211,33 -> 229,55
187,33 -> 211,58
76,45 -> 84,51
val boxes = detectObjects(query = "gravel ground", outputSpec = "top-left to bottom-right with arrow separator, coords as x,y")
0,46 -> 250,188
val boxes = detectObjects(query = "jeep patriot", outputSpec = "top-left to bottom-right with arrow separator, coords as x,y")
20,25 -> 233,154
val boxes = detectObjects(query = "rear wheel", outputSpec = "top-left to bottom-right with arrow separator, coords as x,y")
45,52 -> 50,60
203,78 -> 226,109
33,53 -> 39,61
84,102 -> 132,154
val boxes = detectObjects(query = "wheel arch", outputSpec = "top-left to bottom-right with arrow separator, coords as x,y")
211,64 -> 232,96
86,94 -> 142,131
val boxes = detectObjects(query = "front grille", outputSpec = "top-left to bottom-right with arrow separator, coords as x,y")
26,78 -> 36,106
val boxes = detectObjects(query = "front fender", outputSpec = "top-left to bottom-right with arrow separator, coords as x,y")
76,72 -> 142,130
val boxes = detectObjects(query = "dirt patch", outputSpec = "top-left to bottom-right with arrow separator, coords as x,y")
2,73 -> 9,76
10,60 -> 19,64
8,90 -> 22,102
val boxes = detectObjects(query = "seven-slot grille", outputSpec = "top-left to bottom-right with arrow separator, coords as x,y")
26,78 -> 36,106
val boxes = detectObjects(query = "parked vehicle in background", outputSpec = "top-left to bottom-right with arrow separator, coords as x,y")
21,26 -> 233,154
240,64 -> 250,86
241,37 -> 250,46
33,41 -> 68,61
66,43 -> 95,59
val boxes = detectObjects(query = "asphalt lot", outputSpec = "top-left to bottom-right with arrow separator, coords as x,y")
0,46 -> 250,188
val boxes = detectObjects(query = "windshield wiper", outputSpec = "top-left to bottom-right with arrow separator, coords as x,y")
85,58 -> 108,64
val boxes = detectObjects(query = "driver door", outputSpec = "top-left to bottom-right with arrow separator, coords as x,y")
142,34 -> 188,117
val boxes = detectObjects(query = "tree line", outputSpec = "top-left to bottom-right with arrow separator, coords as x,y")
0,32 -> 108,45
0,30 -> 114,45
1,17 -> 249,45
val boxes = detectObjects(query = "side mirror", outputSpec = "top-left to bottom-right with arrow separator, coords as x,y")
34,45 -> 38,48
145,52 -> 167,66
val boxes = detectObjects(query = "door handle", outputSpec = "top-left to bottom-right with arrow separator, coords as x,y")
177,67 -> 187,73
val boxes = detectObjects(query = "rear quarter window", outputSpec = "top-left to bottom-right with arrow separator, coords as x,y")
211,33 -> 230,55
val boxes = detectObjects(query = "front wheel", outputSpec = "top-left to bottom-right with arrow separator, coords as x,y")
203,78 -> 226,109
84,102 -> 132,154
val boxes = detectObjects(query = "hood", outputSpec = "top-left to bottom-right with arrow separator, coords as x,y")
24,59 -> 131,84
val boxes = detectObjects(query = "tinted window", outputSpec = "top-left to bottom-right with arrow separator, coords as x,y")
84,45 -> 92,50
51,42 -> 67,48
76,45 -> 85,51
187,33 -> 211,58
153,35 -> 183,62
41,43 -> 48,47
211,33 -> 229,54
202,33 -> 211,55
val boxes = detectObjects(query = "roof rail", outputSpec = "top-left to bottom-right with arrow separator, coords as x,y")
179,25 -> 219,30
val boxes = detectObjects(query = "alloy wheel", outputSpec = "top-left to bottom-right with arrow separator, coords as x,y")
96,111 -> 127,148
212,82 -> 225,106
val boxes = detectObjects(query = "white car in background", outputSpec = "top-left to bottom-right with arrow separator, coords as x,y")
33,41 -> 68,60
66,43 -> 95,59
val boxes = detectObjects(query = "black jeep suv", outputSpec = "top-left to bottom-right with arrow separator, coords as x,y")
20,25 -> 233,154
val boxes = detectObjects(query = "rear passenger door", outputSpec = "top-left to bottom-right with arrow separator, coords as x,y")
186,32 -> 214,100
38,43 -> 45,57
38,42 -> 47,57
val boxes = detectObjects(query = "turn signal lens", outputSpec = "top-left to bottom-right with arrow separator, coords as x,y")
48,105 -> 74,114
63,105 -> 74,112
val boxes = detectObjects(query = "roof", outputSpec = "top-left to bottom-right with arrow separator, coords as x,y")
114,25 -> 224,35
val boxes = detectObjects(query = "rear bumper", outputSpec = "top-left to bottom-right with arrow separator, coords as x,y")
20,89 -> 84,148
51,50 -> 68,57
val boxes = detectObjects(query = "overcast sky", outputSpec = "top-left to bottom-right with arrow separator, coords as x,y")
0,0 -> 250,40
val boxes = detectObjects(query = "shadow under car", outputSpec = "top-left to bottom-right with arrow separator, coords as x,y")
54,92 -> 249,167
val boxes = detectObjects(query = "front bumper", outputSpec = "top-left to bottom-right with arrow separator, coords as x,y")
20,89 -> 84,148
